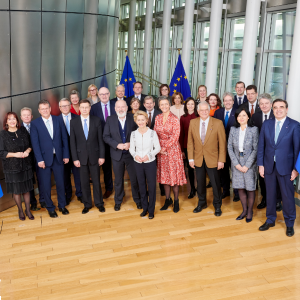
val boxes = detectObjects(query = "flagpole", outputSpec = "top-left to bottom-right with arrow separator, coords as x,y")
125,50 -> 128,56
178,49 -> 180,55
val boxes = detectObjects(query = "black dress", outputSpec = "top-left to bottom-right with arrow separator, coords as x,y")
0,127 -> 35,194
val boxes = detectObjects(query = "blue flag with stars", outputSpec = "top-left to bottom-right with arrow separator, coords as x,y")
120,56 -> 136,98
169,54 -> 191,101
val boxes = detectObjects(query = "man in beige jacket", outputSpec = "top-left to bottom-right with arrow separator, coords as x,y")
188,101 -> 226,216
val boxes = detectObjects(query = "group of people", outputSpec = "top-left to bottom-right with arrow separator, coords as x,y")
0,81 -> 299,237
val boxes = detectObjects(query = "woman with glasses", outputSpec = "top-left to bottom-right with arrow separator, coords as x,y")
155,84 -> 172,109
87,84 -> 99,106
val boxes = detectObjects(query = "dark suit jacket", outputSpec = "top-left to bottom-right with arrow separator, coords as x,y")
257,117 -> 300,176
30,115 -> 69,166
127,94 -> 147,111
90,100 -> 116,132
233,94 -> 248,109
213,107 -> 236,139
147,109 -> 161,130
70,115 -> 105,165
239,101 -> 261,116
251,110 -> 275,133
103,113 -> 137,161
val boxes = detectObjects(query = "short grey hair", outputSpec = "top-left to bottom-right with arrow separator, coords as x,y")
144,95 -> 154,102
222,92 -> 234,101
69,90 -> 80,99
115,85 -> 125,91
59,98 -> 71,105
20,107 -> 32,115
258,93 -> 273,104
158,96 -> 169,105
197,101 -> 210,111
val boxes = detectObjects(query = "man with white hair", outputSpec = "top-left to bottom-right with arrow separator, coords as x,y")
103,100 -> 142,211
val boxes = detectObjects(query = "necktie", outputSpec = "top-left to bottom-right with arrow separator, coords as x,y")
26,124 -> 30,133
239,97 -> 242,106
201,122 -> 206,144
264,115 -> 268,122
275,121 -> 281,144
148,112 -> 152,126
46,119 -> 53,139
65,115 -> 70,135
84,119 -> 88,140
224,111 -> 229,128
104,104 -> 109,121
251,105 -> 254,116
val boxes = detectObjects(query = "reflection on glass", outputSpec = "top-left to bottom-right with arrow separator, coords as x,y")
225,52 -> 242,93
229,18 -> 245,49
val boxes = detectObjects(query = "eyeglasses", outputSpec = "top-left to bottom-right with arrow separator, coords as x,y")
39,108 -> 50,111
89,89 -> 97,92
59,105 -> 70,108
99,93 -> 109,96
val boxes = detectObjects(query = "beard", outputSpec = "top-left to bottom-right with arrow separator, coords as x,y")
116,111 -> 127,118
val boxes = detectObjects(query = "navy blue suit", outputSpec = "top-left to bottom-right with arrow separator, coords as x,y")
90,100 -> 116,192
30,115 -> 69,212
257,117 -> 300,227
233,95 -> 248,109
59,113 -> 82,200
214,107 -> 238,196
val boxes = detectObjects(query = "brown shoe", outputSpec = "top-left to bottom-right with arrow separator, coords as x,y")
103,190 -> 112,199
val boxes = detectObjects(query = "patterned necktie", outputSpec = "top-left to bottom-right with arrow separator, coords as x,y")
104,104 -> 109,121
26,124 -> 30,133
65,115 -> 70,135
84,119 -> 88,140
275,121 -> 281,144
148,112 -> 152,126
224,111 -> 229,128
239,97 -> 242,106
46,119 -> 53,139
201,122 -> 206,144
251,105 -> 254,116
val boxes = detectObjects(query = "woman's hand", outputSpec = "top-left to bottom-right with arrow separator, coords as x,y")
15,152 -> 24,158
23,151 -> 29,158
235,164 -> 243,172
241,166 -> 249,173
141,155 -> 149,162
160,150 -> 168,155
135,155 -> 143,162
182,152 -> 186,159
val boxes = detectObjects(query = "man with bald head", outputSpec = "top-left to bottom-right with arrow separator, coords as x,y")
103,100 -> 141,211
90,87 -> 116,198
111,85 -> 125,102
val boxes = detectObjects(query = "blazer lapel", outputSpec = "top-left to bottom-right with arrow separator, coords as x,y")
193,118 -> 202,145
268,118 -> 276,146
242,127 -> 250,150
115,115 -> 121,139
203,118 -> 213,146
87,117 -> 93,141
276,118 -> 290,145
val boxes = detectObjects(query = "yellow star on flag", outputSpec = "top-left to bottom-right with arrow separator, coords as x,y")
174,83 -> 177,87
129,78 -> 132,81
180,75 -> 182,77
184,76 -> 187,79
122,84 -> 124,86
173,89 -> 177,93
125,79 -> 128,82
177,78 -> 180,81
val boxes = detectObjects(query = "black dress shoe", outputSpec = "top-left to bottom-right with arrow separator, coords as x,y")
257,199 -> 266,209
160,198 -> 173,210
193,203 -> 207,213
148,214 -> 154,219
222,191 -> 230,199
286,227 -> 294,237
236,213 -> 246,220
77,196 -> 83,202
40,202 -> 46,208
98,206 -> 105,213
82,207 -> 90,214
188,188 -> 196,199
49,211 -> 58,218
276,202 -> 282,212
59,207 -> 69,215
136,203 -> 143,209
206,181 -> 212,188
114,204 -> 121,211
173,200 -> 179,213
66,198 -> 71,206
214,207 -> 222,217
140,211 -> 148,217
233,195 -> 240,202
30,204 -> 41,211
259,221 -> 275,231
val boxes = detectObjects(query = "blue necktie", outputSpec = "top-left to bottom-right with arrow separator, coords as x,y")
84,119 -> 88,140
65,115 -> 70,135
224,111 -> 229,128
26,124 -> 30,133
275,121 -> 281,144
46,119 -> 53,139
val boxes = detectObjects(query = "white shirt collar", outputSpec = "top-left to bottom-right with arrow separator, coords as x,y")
62,112 -> 71,118
80,115 -> 89,122
275,116 -> 286,125
42,115 -> 52,123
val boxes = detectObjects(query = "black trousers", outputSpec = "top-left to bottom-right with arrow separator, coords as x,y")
64,157 -> 82,199
101,143 -> 113,192
134,160 -> 157,214
80,160 -> 103,208
195,159 -> 222,208
112,152 -> 140,205
184,148 -> 195,190
220,153 -> 238,196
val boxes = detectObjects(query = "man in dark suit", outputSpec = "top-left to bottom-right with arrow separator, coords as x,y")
126,81 -> 147,111
58,98 -> 82,205
30,99 -> 70,218
90,87 -> 116,199
239,85 -> 261,117
103,99 -> 142,211
20,107 -> 45,210
214,92 -> 239,201
70,99 -> 106,214
257,99 -> 300,237
110,85 -> 125,102
233,81 -> 248,109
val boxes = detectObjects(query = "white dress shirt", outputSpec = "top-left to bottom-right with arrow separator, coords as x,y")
262,110 -> 271,123
248,100 -> 257,113
224,108 -> 232,119
135,94 -> 141,101
42,115 -> 55,155
239,125 -> 247,152
147,109 -> 154,119
101,101 -> 111,120
118,116 -> 126,130
117,97 -> 124,101
80,115 -> 90,131
62,112 -> 71,125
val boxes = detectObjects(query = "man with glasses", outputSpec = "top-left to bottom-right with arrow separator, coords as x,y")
30,100 -> 70,218
111,85 -> 125,102
90,87 -> 116,199
59,98 -> 82,205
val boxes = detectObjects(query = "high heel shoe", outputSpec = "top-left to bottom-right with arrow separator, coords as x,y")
25,210 -> 35,220
236,214 -> 246,220
173,199 -> 179,213
246,217 -> 252,223
160,197 -> 173,210
18,210 -> 25,221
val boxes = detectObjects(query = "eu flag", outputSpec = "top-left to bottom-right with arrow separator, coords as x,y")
169,54 -> 191,101
120,56 -> 136,98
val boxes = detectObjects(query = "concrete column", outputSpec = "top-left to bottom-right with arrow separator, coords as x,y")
205,0 -> 223,94
239,0 -> 261,87
287,4 -> 300,122
159,0 -> 172,84
128,0 -> 136,64
181,0 -> 195,82
143,0 -> 154,94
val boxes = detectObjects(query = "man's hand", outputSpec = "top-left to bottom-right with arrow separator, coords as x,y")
291,169 -> 299,181
98,158 -> 105,166
217,162 -> 224,170
241,166 -> 249,173
259,166 -> 264,178
117,143 -> 125,150
124,143 -> 130,150
38,161 -> 46,169
63,158 -> 69,164
74,160 -> 80,168
135,155 -> 143,163
189,161 -> 195,169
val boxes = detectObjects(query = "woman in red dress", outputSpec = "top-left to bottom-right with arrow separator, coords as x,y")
69,90 -> 81,115
154,96 -> 187,213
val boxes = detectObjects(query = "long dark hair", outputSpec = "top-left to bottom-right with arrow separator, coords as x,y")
183,97 -> 198,117
234,107 -> 253,128
206,93 -> 222,108
3,112 -> 20,131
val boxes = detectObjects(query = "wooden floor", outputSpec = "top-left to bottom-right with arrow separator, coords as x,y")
1,177 -> 300,300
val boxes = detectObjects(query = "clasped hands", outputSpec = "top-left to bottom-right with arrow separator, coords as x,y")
15,151 -> 30,158
117,143 -> 130,151
135,155 -> 149,163
236,164 -> 248,173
